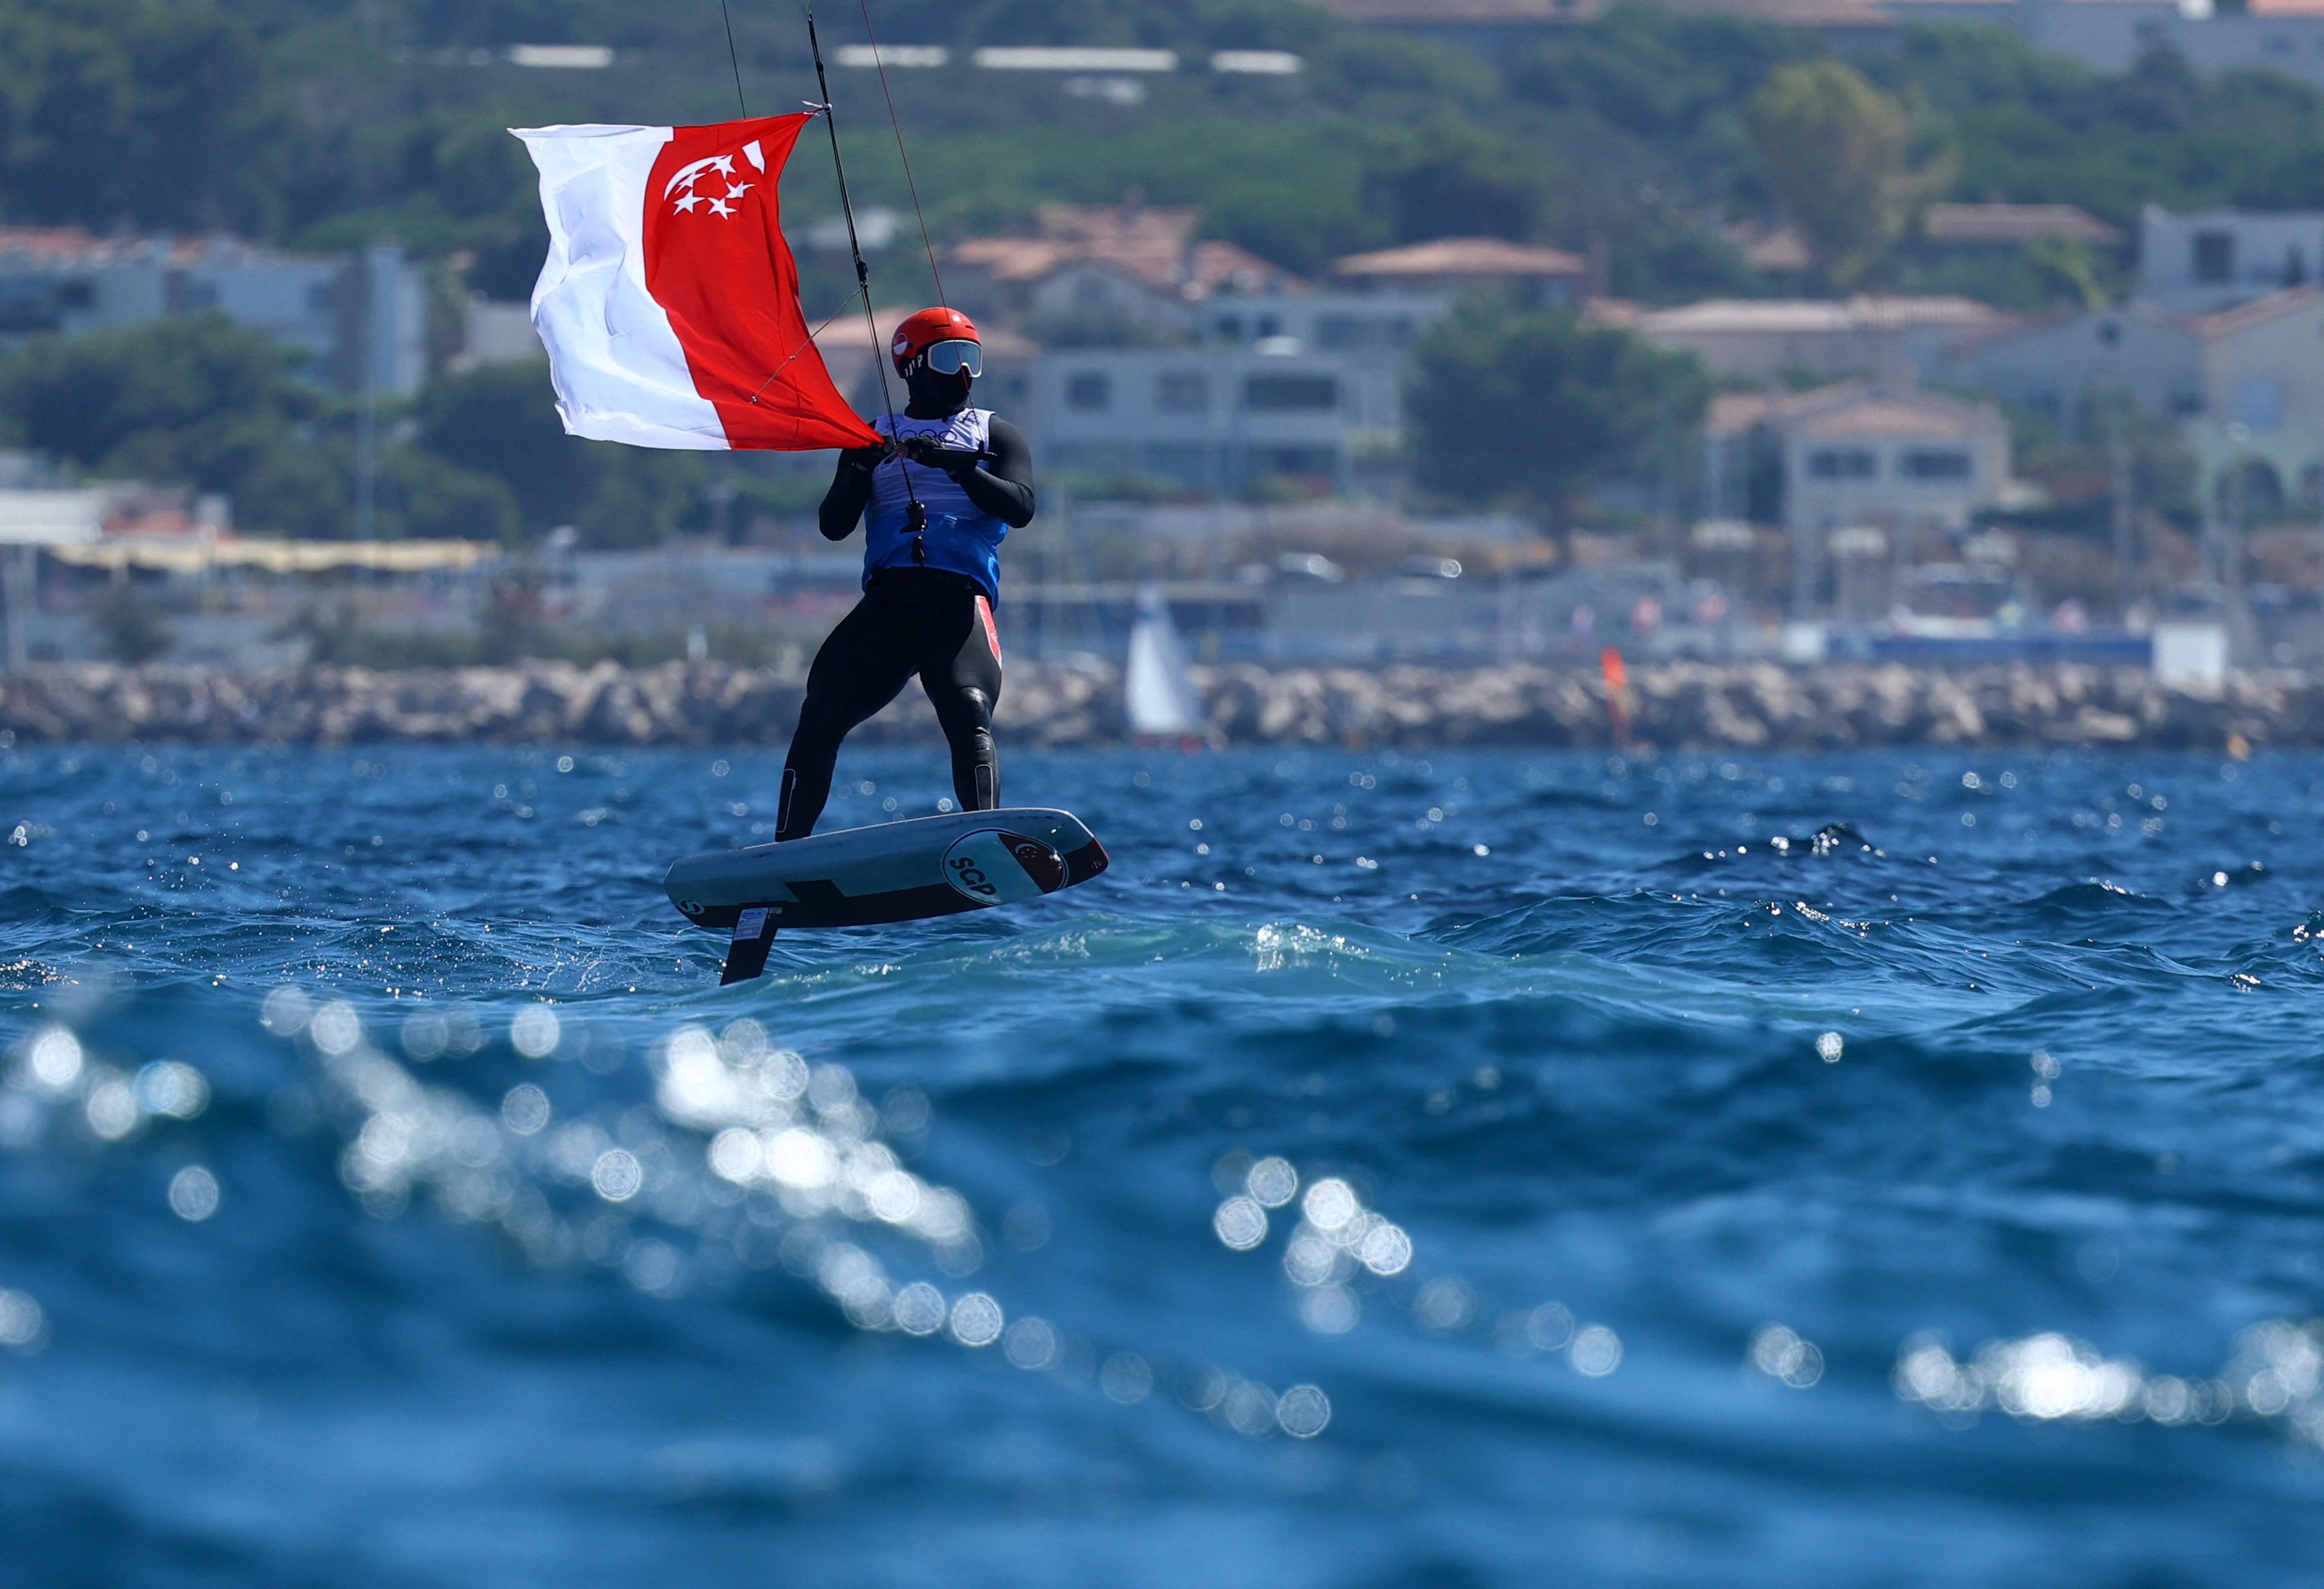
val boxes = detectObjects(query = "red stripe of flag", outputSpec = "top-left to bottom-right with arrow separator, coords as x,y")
642,114 -> 881,452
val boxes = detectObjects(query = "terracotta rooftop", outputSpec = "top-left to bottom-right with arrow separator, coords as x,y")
0,227 -> 299,269
1331,237 -> 1587,281
814,304 -> 1038,364
1640,295 -> 2012,335
1724,222 -> 1810,274
1922,203 -> 2121,248
2193,285 -> 2324,339
1708,382 -> 1870,438
1708,380 -> 1995,439
1799,395 -> 1985,438
949,203 -> 1301,299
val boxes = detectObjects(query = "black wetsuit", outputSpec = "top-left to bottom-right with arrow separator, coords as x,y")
776,381 -> 1036,841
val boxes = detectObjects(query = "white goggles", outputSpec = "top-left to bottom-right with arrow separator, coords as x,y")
919,339 -> 982,378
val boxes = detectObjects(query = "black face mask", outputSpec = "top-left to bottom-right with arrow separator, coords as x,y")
903,363 -> 972,415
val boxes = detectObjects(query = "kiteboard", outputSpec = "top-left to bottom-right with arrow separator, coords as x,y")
665,807 -> 1109,984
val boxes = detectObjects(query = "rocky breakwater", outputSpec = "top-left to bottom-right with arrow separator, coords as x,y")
1193,660 -> 2305,751
0,658 -> 2307,750
0,660 -> 1117,748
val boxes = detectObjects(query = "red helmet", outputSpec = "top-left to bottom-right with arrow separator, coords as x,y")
892,305 -> 979,373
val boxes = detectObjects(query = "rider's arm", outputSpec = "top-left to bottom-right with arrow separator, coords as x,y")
817,444 -> 886,541
948,419 -> 1037,529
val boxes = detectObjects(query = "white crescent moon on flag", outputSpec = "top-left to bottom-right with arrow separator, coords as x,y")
661,140 -> 765,199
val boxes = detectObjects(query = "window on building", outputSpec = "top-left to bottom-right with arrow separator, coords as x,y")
1214,315 -> 1242,342
0,295 -> 58,333
1243,374 -> 1338,411
2170,390 -> 2204,417
2238,377 -> 2283,432
2194,231 -> 2235,284
179,280 -> 218,311
1066,372 -> 1111,412
1146,444 -> 1208,484
1156,371 -> 1210,413
1248,446 -> 1338,479
1806,449 -> 1876,480
54,279 -> 94,311
1256,315 -> 1280,339
1316,316 -> 1367,350
1902,450 -> 1972,480
309,283 -> 335,312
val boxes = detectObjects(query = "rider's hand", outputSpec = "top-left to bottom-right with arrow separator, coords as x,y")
840,440 -> 891,473
902,434 -> 976,476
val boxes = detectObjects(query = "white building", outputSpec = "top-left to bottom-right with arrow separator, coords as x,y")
1201,286 -> 1452,356
1886,0 -> 2324,88
1706,382 -> 2014,614
2182,286 -> 2324,516
1031,344 -> 1384,491
0,229 -> 427,395
1627,296 -> 2016,384
1940,303 -> 2204,425
2137,205 -> 2324,314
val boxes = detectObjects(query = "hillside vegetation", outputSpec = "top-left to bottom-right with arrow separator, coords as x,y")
0,0 -> 2316,535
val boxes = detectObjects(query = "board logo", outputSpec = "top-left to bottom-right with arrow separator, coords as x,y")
941,829 -> 1067,906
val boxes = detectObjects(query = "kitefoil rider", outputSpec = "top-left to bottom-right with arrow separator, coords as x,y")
776,307 -> 1036,840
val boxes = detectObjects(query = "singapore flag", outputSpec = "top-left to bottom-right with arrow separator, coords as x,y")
512,113 -> 880,452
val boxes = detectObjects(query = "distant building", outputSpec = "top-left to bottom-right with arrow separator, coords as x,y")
938,210 -> 1517,496
1705,381 -> 2014,614
1302,0 -> 2324,87
0,229 -> 427,395
1289,0 -> 1897,56
2183,287 -> 2324,518
1328,237 -> 1589,300
1201,286 -> 1453,357
947,203 -> 1299,340
1885,0 -> 2324,87
1940,303 -> 2202,424
459,298 -> 544,368
1630,296 -> 2016,384
1725,221 -> 1811,277
812,307 -> 1041,427
1920,202 -> 2121,252
2138,205 -> 2324,314
1030,344 -> 1390,492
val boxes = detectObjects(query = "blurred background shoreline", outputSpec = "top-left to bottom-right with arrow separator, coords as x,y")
8,0 -> 2324,733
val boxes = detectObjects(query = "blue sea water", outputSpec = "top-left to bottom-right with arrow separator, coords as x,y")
1,741 -> 2321,1587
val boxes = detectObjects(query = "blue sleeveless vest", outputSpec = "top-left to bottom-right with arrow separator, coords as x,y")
864,409 -> 1008,600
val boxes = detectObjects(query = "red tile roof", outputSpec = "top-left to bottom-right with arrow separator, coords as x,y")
948,203 -> 1303,298
1331,237 -> 1587,282
2193,285 -> 2324,340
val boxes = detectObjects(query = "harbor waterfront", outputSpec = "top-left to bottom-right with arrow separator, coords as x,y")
0,658 -> 2302,750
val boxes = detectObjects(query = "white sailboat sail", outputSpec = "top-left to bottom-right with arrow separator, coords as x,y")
1125,583 -> 1206,739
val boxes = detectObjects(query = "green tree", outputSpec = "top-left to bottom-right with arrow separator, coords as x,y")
1363,123 -> 1564,245
1746,60 -> 1953,288
1404,298 -> 1709,531
415,358 -> 697,546
0,0 -> 293,234
0,312 -> 316,487
87,579 -> 173,664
